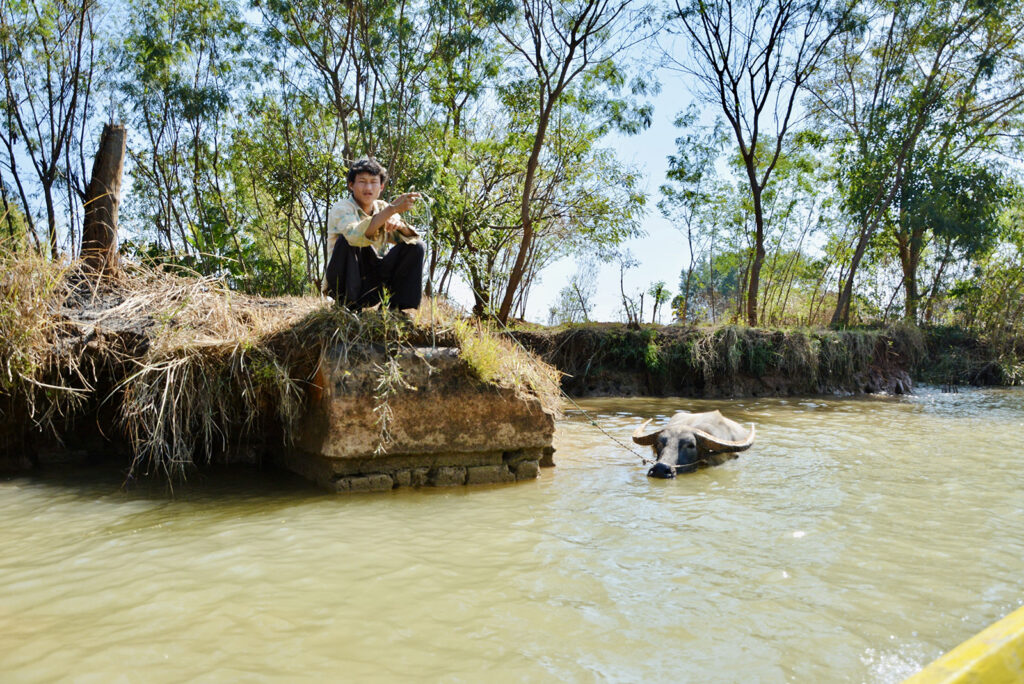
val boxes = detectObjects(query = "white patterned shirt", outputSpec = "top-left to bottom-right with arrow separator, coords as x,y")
325,196 -> 418,259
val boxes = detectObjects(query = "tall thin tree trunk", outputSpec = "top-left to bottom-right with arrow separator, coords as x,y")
497,106 -> 550,324
745,175 -> 766,327
44,185 -> 58,260
831,215 -> 875,327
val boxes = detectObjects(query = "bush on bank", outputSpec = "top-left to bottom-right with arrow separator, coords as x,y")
512,321 -> 1022,397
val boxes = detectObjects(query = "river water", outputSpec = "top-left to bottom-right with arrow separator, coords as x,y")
2,388 -> 1023,682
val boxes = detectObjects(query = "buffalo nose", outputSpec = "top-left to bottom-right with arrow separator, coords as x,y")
647,462 -> 676,479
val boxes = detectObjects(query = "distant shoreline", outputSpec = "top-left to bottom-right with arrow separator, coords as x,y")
510,322 -> 1020,398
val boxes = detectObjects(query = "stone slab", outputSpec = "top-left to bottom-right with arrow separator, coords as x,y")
466,464 -> 515,485
277,345 -> 557,493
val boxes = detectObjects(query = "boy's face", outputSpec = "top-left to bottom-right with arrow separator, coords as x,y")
349,172 -> 383,208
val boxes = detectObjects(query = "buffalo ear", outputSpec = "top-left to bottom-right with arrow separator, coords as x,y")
632,418 -> 661,446
693,424 -> 756,454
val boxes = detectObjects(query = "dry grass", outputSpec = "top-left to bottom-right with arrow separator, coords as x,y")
1,254 -> 561,479
0,246 -> 87,435
72,265 -> 322,479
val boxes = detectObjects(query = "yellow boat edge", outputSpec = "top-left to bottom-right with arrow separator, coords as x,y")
903,604 -> 1024,684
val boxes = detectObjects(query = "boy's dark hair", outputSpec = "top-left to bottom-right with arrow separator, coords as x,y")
346,158 -> 388,186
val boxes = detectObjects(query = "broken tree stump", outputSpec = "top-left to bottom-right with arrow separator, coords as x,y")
82,123 -> 126,277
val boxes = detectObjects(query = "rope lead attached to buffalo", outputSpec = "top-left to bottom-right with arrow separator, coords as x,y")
408,199 -> 654,469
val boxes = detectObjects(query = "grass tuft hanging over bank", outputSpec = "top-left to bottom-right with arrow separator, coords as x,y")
0,247 -> 86,435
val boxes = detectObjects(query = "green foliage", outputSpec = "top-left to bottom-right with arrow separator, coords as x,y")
743,336 -> 778,377
815,0 -> 1024,325
944,195 -> 1024,350
450,315 -> 561,407
675,248 -> 747,323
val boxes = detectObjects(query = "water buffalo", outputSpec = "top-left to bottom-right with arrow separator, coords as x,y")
632,410 -> 756,478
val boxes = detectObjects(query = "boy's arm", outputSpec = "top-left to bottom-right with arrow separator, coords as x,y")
385,213 -> 420,240
363,193 -> 421,243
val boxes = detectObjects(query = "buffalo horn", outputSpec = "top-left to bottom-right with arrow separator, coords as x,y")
693,423 -> 756,454
632,418 -> 661,446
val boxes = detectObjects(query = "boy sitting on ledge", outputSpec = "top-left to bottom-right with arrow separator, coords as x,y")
324,158 -> 424,311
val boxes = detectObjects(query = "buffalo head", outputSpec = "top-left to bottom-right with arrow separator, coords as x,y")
633,410 -> 755,478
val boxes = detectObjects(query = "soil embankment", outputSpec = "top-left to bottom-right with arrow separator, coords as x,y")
511,323 -> 1020,398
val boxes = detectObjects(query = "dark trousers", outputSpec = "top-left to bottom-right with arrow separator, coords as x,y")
325,239 -> 424,310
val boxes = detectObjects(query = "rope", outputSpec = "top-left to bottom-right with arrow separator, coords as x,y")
403,190 -> 436,349
560,395 -> 655,465
450,247 -> 653,466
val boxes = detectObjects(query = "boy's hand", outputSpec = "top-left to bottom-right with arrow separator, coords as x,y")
389,191 -> 422,214
385,214 -> 419,239
384,214 -> 405,239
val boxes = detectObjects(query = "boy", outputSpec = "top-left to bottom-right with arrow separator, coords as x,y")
324,158 -> 425,310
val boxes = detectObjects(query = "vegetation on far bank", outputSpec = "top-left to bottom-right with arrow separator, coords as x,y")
512,320 -> 1024,396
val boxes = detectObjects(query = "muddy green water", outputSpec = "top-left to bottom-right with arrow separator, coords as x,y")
2,388 -> 1024,683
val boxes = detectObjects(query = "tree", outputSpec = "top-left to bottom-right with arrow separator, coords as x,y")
547,258 -> 598,324
254,0 -> 461,177
812,0 -> 1024,325
888,154 -> 1008,321
226,94 -> 347,294
648,280 -> 671,323
659,109 -> 729,322
673,247 -> 749,323
118,0 -> 250,275
493,0 -> 651,324
618,250 -> 642,326
666,0 -> 852,325
81,123 -> 126,277
426,98 -> 645,318
0,0 -> 99,258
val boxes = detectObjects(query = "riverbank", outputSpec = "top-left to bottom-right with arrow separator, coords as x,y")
0,254 -> 560,485
5,251 -> 1021,479
511,322 -> 1023,397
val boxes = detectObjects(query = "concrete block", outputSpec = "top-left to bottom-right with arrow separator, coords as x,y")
336,473 -> 393,492
512,460 -> 540,480
466,464 -> 515,485
429,466 -> 466,486
410,467 -> 429,487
